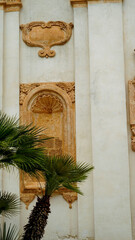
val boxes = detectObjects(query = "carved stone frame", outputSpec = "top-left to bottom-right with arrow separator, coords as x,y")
20,83 -> 77,209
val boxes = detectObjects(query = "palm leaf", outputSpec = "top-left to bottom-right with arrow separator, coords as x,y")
43,155 -> 93,195
0,112 -> 50,177
0,222 -> 20,240
0,192 -> 20,218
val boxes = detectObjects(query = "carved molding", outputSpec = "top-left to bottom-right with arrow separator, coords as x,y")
20,82 -> 75,106
31,94 -> 63,113
0,0 -> 22,12
129,80 -> 135,151
70,0 -> 122,6
20,21 -> 74,58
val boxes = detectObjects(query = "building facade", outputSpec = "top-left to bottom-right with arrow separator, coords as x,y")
0,0 -> 135,239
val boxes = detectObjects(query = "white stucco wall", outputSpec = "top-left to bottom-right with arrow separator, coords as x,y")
123,0 -> 135,239
88,2 -> 132,240
1,0 -> 135,239
20,0 -> 74,84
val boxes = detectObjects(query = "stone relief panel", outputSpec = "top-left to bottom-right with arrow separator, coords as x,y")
129,80 -> 135,151
20,82 -> 76,208
20,21 -> 74,58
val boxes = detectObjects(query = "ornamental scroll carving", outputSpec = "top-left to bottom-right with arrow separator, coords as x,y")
129,80 -> 135,151
20,82 -> 76,208
20,21 -> 74,58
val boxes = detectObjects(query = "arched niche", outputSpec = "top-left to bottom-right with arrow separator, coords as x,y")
19,82 -> 76,209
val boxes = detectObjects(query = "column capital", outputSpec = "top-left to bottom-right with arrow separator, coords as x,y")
0,0 -> 22,12
70,0 -> 123,7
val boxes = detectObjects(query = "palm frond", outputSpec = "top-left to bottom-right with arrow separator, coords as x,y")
0,112 -> 50,177
0,222 -> 20,240
0,192 -> 20,218
43,155 -> 93,195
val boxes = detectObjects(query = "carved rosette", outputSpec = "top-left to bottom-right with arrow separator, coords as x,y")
0,0 -> 22,12
129,80 -> 135,151
20,21 -> 74,58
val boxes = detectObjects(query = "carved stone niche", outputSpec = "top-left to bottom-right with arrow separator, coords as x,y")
128,80 -> 135,151
20,21 -> 74,58
20,82 -> 76,208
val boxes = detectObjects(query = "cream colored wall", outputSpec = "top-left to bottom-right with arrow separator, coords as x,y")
0,0 -> 135,239
123,0 -> 135,239
20,0 -> 74,84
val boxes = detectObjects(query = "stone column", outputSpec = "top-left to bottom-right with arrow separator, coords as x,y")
2,0 -> 22,227
71,1 -> 94,239
88,0 -> 132,240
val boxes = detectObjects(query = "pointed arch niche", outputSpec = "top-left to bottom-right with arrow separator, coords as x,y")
19,82 -> 76,209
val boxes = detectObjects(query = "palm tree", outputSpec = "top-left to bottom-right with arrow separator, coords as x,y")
22,155 -> 93,240
0,112 -> 49,176
0,112 -> 50,240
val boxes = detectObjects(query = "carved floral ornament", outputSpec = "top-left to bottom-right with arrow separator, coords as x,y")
20,21 -> 74,58
0,0 -> 22,12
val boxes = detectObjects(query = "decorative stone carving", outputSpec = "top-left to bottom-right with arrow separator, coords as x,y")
0,0 -> 22,12
56,82 -> 75,103
20,82 -> 76,208
20,193 -> 35,210
31,94 -> 63,113
129,80 -> 135,151
20,21 -> 74,58
20,82 -> 75,105
62,192 -> 77,209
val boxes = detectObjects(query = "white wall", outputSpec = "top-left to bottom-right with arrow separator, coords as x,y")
123,0 -> 135,239
88,2 -> 132,240
0,0 -> 134,239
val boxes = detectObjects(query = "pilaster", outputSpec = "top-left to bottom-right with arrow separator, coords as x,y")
88,1 -> 132,240
2,1 -> 21,228
73,4 -> 94,240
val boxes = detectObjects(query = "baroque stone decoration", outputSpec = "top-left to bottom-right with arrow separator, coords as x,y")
129,80 -> 135,151
31,94 -> 63,113
0,0 -> 22,12
20,82 -> 76,208
20,21 -> 74,58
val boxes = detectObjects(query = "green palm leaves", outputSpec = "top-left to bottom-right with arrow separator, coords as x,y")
0,223 -> 20,240
0,112 -> 48,176
43,155 -> 93,196
0,192 -> 20,218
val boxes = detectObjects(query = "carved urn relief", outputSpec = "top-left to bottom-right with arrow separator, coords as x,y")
20,21 -> 74,58
20,82 -> 76,208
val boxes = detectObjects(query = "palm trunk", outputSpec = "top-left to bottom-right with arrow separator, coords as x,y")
22,195 -> 51,240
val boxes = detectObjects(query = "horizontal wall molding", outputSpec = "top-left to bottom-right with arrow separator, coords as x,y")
70,0 -> 122,7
